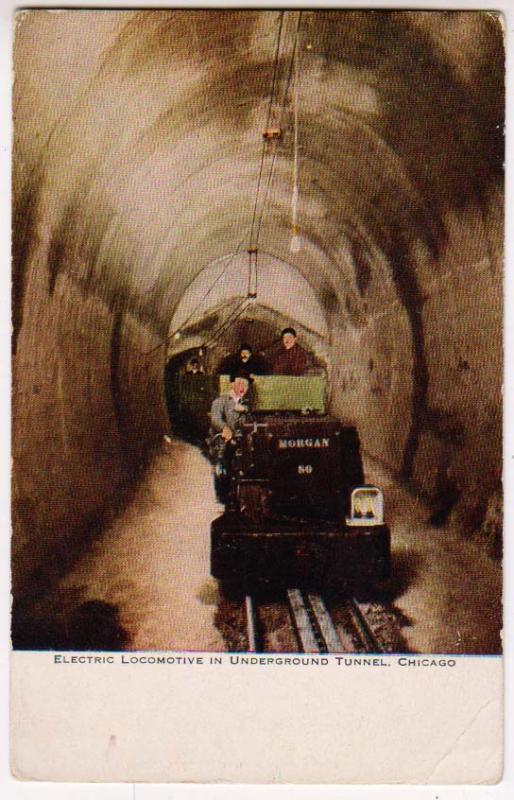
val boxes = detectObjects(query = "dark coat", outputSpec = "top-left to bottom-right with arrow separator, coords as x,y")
271,343 -> 311,376
217,352 -> 270,375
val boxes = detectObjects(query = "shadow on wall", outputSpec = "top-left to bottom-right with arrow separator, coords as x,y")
11,600 -> 131,651
11,460 -> 148,629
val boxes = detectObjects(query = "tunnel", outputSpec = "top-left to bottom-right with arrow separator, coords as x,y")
12,10 -> 503,652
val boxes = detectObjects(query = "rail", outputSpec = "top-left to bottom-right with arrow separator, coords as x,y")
244,590 -> 386,654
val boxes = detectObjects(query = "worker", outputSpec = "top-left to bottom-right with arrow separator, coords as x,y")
217,343 -> 270,376
185,356 -> 204,374
271,327 -> 311,376
209,371 -> 252,503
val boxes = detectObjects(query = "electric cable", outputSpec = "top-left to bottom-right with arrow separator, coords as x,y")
254,11 -> 303,248
154,12 -> 299,358
200,11 -> 286,350
243,11 -> 303,327
145,236 -> 248,355
247,10 -> 285,251
203,296 -> 252,350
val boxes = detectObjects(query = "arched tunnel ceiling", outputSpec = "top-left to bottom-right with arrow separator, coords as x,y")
13,9 -> 504,341
169,252 -> 330,339
11,8 -> 504,610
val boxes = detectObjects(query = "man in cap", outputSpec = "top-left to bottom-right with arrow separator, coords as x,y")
217,343 -> 270,376
271,327 -> 311,376
209,371 -> 252,503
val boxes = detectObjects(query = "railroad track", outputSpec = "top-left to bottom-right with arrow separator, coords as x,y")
245,589 -> 385,654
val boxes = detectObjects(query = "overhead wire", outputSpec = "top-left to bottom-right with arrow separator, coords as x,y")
200,9 -> 287,351
238,11 -> 303,344
202,296 -> 252,350
145,237 -> 248,355
247,10 -> 285,252
290,15 -> 301,252
249,11 -> 303,306
254,11 -> 303,247
152,12 -> 301,359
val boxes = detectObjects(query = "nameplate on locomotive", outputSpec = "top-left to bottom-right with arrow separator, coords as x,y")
277,437 -> 330,449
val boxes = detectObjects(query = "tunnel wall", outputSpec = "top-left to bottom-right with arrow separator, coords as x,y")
12,257 -> 169,604
11,9 -> 503,607
411,197 -> 503,518
328,193 -> 502,525
329,302 -> 414,474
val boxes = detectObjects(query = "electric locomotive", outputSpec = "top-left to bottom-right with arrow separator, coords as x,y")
210,375 -> 390,591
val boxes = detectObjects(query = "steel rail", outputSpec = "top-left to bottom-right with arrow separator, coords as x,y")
307,593 -> 350,653
244,590 -> 386,655
287,588 -> 321,653
245,595 -> 258,653
347,598 -> 384,653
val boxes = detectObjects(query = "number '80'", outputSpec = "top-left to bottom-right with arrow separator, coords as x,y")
298,464 -> 313,475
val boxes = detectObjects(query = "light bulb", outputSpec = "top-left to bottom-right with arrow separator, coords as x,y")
290,231 -> 302,253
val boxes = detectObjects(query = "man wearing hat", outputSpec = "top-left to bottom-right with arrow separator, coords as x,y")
271,327 -> 311,376
217,343 -> 270,376
209,371 -> 252,503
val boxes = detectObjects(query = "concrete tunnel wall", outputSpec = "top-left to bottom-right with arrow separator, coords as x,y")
12,10 -> 503,605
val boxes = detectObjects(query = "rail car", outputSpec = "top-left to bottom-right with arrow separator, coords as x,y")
208,375 -> 390,592
165,371 -> 218,444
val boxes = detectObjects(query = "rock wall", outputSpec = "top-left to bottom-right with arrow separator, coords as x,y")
12,258 -> 168,603
11,9 -> 504,606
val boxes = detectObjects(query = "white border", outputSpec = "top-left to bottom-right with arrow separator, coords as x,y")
1,1 -> 512,797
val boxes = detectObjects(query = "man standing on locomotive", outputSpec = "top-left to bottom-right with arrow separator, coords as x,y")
271,327 -> 311,376
209,371 -> 252,503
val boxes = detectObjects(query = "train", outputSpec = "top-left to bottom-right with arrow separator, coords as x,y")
167,370 -> 390,592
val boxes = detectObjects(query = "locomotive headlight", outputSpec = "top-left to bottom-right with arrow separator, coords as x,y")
346,486 -> 384,526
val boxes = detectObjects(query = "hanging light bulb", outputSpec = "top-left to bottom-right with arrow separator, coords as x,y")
290,224 -> 302,253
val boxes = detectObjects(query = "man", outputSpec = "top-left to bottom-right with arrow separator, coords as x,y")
185,356 -> 204,375
217,343 -> 270,376
271,327 -> 311,376
209,371 -> 252,503
181,356 -> 206,443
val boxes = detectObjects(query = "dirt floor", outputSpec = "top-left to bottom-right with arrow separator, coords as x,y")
367,459 -> 502,655
27,439 -> 501,654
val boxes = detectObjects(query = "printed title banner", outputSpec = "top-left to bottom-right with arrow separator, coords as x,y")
11,652 -> 502,784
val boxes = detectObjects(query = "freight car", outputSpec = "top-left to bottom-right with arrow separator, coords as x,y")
210,375 -> 390,592
165,369 -> 218,444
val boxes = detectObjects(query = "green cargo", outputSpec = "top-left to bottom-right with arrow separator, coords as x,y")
218,375 -> 327,413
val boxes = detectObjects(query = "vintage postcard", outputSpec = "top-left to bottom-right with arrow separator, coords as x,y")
9,5 -> 504,786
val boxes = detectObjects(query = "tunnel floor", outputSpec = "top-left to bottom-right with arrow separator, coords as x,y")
26,439 -> 501,655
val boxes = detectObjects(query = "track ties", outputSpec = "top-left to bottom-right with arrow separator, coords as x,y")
244,591 -> 385,654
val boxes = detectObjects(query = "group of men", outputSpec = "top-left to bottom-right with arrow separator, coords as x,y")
215,327 -> 311,378
209,327 -> 313,502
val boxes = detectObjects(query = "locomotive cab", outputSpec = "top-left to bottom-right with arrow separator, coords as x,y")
210,375 -> 390,591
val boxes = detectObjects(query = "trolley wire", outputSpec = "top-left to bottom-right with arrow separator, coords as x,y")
248,10 -> 285,252
205,10 -> 302,349
145,237 -> 248,355
202,296 -> 253,351
199,10 -> 289,350
247,11 -> 303,307
254,11 -> 303,247
148,11 -> 301,358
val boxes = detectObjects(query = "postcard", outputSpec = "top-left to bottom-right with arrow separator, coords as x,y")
10,6 -> 504,785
